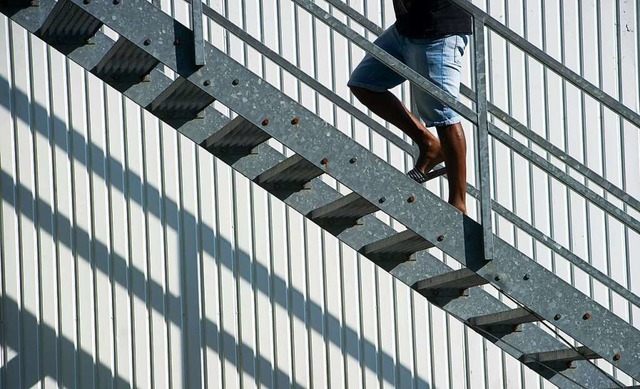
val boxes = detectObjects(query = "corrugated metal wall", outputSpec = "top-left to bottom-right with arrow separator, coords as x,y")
1,0 -> 639,388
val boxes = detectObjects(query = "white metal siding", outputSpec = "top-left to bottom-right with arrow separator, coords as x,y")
1,0 -> 639,388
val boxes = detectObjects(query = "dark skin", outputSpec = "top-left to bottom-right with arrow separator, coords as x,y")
350,87 -> 467,214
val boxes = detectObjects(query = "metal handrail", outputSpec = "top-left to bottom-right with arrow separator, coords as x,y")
326,0 -> 640,214
198,3 -> 640,309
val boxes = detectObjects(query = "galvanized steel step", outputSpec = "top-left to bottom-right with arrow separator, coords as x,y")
147,76 -> 215,124
39,0 -> 101,49
413,268 -> 488,298
521,346 -> 600,370
309,192 -> 378,227
360,230 -> 433,262
255,154 -> 324,192
92,36 -> 159,90
466,306 -> 539,334
203,116 -> 271,156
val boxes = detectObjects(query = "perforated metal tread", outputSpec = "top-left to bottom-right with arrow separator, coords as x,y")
92,36 -> 160,88
360,230 -> 433,262
309,192 -> 379,227
255,154 -> 324,192
203,116 -> 271,156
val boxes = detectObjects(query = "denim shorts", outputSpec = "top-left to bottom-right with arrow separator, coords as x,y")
348,25 -> 469,128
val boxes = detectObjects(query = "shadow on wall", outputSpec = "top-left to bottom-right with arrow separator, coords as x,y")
0,69 -> 433,388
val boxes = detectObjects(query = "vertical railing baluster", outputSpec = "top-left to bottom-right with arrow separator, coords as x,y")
473,19 -> 494,260
192,0 -> 205,66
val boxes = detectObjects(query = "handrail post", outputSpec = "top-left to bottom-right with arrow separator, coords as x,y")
473,19 -> 494,260
192,0 -> 205,67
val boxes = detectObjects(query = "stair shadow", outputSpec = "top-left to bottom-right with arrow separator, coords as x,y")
0,72 -> 432,387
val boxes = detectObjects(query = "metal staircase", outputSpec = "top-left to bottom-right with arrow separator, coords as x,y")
2,0 -> 640,387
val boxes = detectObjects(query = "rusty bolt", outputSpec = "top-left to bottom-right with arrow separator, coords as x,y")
232,79 -> 240,86
554,314 -> 562,320
321,158 -> 329,165
174,38 -> 181,45
408,195 -> 416,203
583,313 -> 591,320
523,273 -> 531,280
291,117 -> 300,125
613,353 -> 621,361
262,118 -> 270,126
349,157 -> 357,164
203,79 -> 211,86
437,235 -> 445,242
378,197 -> 386,204
143,38 -> 151,46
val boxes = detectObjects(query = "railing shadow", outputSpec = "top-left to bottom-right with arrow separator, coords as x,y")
0,70 -> 432,388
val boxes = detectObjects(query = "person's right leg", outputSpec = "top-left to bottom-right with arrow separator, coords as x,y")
437,123 -> 467,214
349,87 -> 443,174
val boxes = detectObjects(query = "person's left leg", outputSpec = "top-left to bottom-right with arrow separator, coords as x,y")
407,34 -> 469,213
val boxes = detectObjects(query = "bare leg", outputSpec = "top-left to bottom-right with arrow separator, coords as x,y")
437,123 -> 467,214
350,86 -> 443,173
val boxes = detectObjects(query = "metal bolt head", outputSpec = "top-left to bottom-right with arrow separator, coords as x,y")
143,38 -> 151,46
408,195 -> 416,203
349,157 -> 357,164
262,118 -> 270,126
378,197 -> 386,204
83,0 -> 91,4
554,314 -> 562,320
203,79 -> 211,86
494,275 -> 501,282
291,117 -> 300,125
582,312 -> 591,320
113,0 -> 120,4
232,79 -> 240,86
613,353 -> 621,361
523,273 -> 531,280
437,235 -> 445,242
321,158 -> 329,165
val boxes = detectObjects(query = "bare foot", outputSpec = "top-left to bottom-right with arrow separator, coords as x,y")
450,200 -> 467,215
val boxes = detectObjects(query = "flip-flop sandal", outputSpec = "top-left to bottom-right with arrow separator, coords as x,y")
407,167 -> 429,183
407,166 -> 447,183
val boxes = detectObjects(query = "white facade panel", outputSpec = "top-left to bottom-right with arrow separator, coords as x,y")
1,0 -> 640,388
